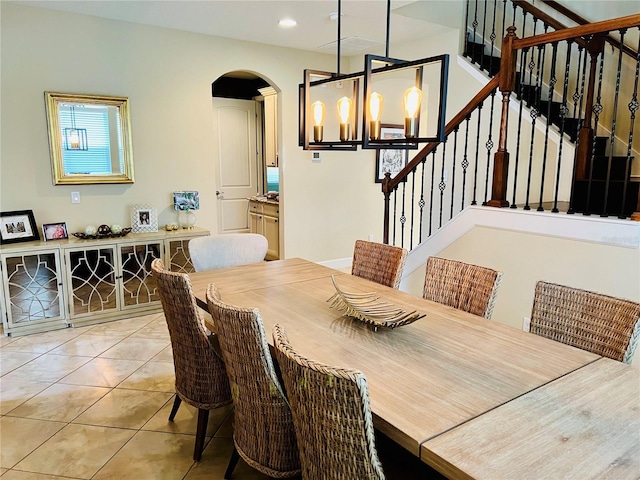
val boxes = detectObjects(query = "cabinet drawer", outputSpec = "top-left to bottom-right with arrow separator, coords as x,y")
263,203 -> 279,217
249,201 -> 263,214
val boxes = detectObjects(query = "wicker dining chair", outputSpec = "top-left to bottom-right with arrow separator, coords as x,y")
352,240 -> 408,289
188,233 -> 268,272
272,324 -> 385,480
530,281 -> 640,364
150,259 -> 232,461
423,256 -> 503,319
205,285 -> 300,479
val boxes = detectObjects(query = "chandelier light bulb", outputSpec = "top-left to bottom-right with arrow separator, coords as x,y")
312,101 -> 325,142
369,92 -> 384,140
404,86 -> 423,138
337,96 -> 352,141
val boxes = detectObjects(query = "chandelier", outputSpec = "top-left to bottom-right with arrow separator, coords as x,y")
299,0 -> 449,151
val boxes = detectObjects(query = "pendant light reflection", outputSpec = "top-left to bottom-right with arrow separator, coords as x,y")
63,105 -> 88,151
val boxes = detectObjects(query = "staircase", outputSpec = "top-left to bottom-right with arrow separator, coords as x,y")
381,2 -> 640,249
464,34 -> 639,217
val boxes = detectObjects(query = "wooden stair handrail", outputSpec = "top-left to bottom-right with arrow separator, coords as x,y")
538,0 -> 637,59
514,14 -> 640,50
383,76 -> 500,194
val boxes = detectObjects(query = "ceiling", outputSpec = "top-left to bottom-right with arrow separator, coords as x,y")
14,0 -> 464,56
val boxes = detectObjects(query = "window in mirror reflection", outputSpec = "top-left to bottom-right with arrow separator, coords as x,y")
59,103 -> 123,175
45,92 -> 134,185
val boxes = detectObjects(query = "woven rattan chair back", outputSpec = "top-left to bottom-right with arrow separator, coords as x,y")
352,240 -> 408,289
272,324 -> 385,480
531,281 -> 640,364
423,256 -> 503,319
151,259 -> 232,460
188,233 -> 267,272
205,285 -> 300,478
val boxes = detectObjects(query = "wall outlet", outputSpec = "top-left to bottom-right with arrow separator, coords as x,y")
368,234 -> 374,242
71,192 -> 81,204
522,316 -> 531,332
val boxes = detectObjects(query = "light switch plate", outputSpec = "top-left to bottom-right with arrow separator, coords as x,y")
71,192 -> 80,204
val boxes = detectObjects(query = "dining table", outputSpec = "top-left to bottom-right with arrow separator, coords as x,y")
188,257 -> 640,479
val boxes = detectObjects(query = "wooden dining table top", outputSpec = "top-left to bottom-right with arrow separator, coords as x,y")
189,258 -> 601,461
422,357 -> 640,479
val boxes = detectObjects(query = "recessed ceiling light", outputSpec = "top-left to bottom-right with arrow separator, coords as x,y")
279,18 -> 297,27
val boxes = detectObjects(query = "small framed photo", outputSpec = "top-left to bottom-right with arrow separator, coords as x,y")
130,204 -> 158,233
42,222 -> 68,241
0,210 -> 40,244
375,124 -> 409,183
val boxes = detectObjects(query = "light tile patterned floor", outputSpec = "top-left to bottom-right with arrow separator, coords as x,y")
1,313 -> 443,479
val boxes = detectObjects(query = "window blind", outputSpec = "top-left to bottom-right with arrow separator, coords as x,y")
59,104 -> 121,175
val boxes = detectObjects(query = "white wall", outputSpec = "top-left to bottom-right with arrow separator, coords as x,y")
402,224 -> 640,365
0,3 -> 387,262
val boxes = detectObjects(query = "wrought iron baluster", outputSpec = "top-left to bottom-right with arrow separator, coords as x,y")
605,28 -> 626,217
419,160 -> 427,244
553,39 -> 573,213
471,0 -> 479,65
525,18 -> 538,107
483,90 -> 497,205
537,42 -> 559,212
465,0 -> 471,60
400,181 -> 407,248
587,44 -> 605,216
462,115 -> 471,209
568,42 -> 589,215
439,140 -> 447,228
511,48 -> 528,208
524,44 -> 545,210
450,126 -> 459,219
409,167 -> 416,250
488,0 -> 498,76
392,188 -> 398,246
429,150 -> 436,236
472,103 -> 484,205
481,0 -> 488,72
621,27 -> 640,219
501,0 -> 508,41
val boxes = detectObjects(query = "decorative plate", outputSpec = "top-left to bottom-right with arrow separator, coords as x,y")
73,228 -> 132,240
327,275 -> 425,329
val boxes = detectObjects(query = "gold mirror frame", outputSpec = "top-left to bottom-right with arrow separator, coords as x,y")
45,92 -> 135,185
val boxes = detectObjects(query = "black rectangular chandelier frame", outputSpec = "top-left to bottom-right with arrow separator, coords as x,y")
299,53 -> 449,151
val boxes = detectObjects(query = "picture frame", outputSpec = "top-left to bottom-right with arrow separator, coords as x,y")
0,210 -> 40,244
173,191 -> 200,211
375,124 -> 409,183
130,204 -> 158,233
42,222 -> 68,241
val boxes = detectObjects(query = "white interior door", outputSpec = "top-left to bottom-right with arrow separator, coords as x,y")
212,98 -> 258,233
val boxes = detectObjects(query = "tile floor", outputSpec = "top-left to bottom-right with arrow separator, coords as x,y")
1,313 -> 443,479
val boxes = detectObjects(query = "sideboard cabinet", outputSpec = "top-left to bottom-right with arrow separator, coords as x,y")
0,227 -> 208,336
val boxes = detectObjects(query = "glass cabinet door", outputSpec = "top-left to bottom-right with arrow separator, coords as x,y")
165,239 -> 196,273
0,249 -> 66,333
65,246 -> 118,318
118,241 -> 162,309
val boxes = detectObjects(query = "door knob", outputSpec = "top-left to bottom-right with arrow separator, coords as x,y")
216,190 -> 224,196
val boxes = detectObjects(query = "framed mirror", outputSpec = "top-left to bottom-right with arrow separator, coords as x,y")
45,92 -> 135,185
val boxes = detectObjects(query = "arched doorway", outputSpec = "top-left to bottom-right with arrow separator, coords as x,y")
211,71 -> 281,258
